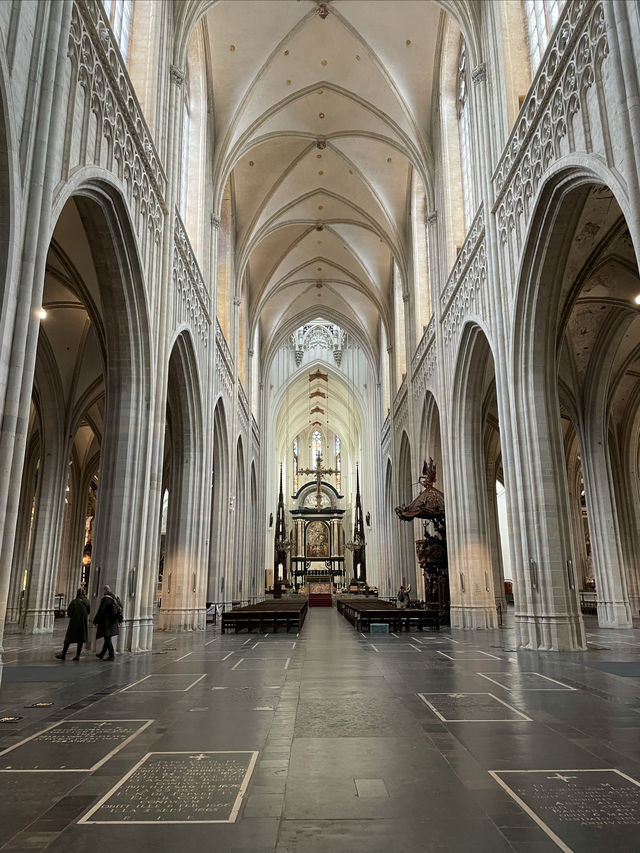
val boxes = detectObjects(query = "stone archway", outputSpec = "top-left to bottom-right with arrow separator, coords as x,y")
8,183 -> 153,650
397,433 -> 417,594
449,323 -> 500,630
158,331 -> 204,631
511,172 -> 640,646
208,399 -> 229,602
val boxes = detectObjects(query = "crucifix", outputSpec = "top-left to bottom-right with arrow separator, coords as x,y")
298,452 -> 339,508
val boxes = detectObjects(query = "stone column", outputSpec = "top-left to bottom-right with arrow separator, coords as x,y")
158,437 -> 202,631
580,427 -> 632,627
486,475 -> 507,615
567,472 -> 589,592
448,445 -> 499,629
133,59 -> 187,647
0,1 -> 73,679
6,446 -> 39,623
20,428 -> 68,633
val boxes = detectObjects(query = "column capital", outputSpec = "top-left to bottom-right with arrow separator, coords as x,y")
211,214 -> 220,229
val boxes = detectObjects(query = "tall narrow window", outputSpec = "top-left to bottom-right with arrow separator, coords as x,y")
334,435 -> 341,491
102,0 -> 133,61
457,39 -> 473,231
524,0 -> 566,72
293,438 -> 299,492
180,67 -> 191,219
311,431 -> 322,468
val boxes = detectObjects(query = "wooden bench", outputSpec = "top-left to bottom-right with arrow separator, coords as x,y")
336,596 -> 439,632
221,598 -> 308,633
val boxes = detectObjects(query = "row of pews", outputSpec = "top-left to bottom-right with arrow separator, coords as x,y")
336,596 -> 439,632
221,597 -> 308,633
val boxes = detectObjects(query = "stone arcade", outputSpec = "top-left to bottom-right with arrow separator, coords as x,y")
0,1 -> 640,851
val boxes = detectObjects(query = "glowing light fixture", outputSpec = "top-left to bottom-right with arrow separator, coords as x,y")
37,308 -> 47,319
635,293 -> 640,305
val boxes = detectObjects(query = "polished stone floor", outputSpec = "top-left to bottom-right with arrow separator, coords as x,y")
1,607 -> 640,852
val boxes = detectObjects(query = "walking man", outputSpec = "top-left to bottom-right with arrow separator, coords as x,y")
94,585 -> 122,660
55,588 -> 90,660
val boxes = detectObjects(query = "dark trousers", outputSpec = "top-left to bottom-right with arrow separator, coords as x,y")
98,636 -> 114,658
62,642 -> 83,659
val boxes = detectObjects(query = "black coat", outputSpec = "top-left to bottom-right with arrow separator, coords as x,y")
64,595 -> 90,643
94,592 -> 121,639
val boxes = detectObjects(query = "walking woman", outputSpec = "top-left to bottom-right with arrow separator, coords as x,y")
55,588 -> 90,660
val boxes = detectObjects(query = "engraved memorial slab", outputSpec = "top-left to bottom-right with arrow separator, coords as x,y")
369,645 -> 422,653
490,769 -> 640,852
164,652 -> 234,663
478,672 -> 576,691
418,692 -> 532,722
437,649 -> 501,661
233,657 -> 290,671
79,750 -> 258,823
0,719 -> 152,771
121,674 -> 206,692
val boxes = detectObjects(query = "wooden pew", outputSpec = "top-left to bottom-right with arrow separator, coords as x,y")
336,596 -> 439,632
221,598 -> 308,634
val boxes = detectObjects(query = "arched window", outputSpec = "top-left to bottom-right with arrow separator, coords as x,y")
293,438 -> 299,492
334,435 -> 341,491
102,0 -> 133,61
311,430 -> 322,467
524,0 -> 566,72
457,39 -> 473,230
410,170 -> 431,338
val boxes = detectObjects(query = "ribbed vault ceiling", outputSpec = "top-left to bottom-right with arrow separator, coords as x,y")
196,0 -> 444,355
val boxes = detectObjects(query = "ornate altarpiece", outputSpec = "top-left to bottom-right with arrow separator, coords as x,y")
289,481 -> 345,588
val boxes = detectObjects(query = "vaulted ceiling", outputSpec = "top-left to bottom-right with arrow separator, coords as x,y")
196,0 -> 445,356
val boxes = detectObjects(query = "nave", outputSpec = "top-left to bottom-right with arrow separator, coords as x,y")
1,609 -> 639,852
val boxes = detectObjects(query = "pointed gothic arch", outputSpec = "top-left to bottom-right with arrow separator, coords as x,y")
397,432 -> 417,594
234,436 -> 247,598
449,322 -> 500,629
209,398 -> 230,600
159,330 -> 205,631
511,166 -> 640,645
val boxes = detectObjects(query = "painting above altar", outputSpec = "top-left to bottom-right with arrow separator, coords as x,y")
306,520 -> 330,559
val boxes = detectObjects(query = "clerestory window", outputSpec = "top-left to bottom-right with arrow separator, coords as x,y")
524,0 -> 567,72
102,0 -> 133,61
457,39 -> 473,231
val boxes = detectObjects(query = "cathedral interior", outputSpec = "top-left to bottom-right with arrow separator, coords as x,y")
0,1 -> 639,850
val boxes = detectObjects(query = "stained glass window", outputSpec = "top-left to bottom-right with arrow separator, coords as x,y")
312,430 -> 322,468
293,438 -> 299,492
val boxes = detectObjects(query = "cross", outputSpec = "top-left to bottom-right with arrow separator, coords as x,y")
298,452 -> 339,508
546,773 -> 577,783
191,753 -> 208,761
